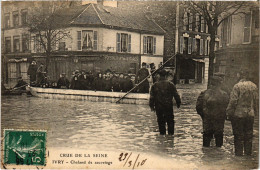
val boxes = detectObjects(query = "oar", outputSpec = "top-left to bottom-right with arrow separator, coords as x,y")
116,54 -> 177,104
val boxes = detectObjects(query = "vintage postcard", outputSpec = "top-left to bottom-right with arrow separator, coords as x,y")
1,0 -> 259,169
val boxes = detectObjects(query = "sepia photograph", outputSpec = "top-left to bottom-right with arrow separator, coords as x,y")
1,0 -> 259,169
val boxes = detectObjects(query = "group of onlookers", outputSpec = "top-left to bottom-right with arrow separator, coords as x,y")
27,61 -> 164,93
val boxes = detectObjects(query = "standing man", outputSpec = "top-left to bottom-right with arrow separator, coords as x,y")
149,69 -> 181,135
226,69 -> 258,156
36,63 -> 46,86
196,76 -> 229,147
136,62 -> 149,93
27,61 -> 37,85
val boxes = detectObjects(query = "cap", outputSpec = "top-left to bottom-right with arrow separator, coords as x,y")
159,69 -> 167,76
142,62 -> 146,66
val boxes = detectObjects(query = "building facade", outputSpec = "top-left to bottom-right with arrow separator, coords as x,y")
1,2 -> 164,87
215,4 -> 259,90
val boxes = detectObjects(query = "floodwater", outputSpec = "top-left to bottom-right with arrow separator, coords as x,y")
1,85 -> 259,169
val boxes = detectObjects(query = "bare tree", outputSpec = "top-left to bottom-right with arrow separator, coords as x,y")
27,1 -> 72,72
184,1 -> 252,87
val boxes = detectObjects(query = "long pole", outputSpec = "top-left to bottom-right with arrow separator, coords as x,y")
116,54 -> 177,104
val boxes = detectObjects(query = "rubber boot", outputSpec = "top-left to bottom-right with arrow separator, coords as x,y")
215,134 -> 224,147
203,133 -> 213,147
234,135 -> 244,156
244,136 -> 253,155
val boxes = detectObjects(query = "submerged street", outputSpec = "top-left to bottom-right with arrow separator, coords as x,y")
1,84 -> 259,169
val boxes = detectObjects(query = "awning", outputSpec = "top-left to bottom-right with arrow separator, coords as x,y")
192,59 -> 204,63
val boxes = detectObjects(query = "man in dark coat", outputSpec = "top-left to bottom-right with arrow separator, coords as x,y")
27,61 -> 37,85
149,69 -> 181,135
79,70 -> 89,90
70,70 -> 81,90
57,73 -> 70,89
196,76 -> 229,147
13,76 -> 27,90
111,73 -> 120,92
136,62 -> 149,93
94,73 -> 103,91
150,63 -> 157,83
226,69 -> 258,156
123,74 -> 134,92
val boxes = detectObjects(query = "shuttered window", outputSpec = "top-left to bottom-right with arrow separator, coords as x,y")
192,38 -> 196,52
188,37 -> 192,54
93,31 -> 98,50
189,13 -> 193,31
243,13 -> 251,43
128,34 -> 131,52
143,36 -> 147,54
116,33 -> 121,52
200,39 -> 204,55
77,31 -> 81,50
201,16 -> 205,32
153,37 -> 156,54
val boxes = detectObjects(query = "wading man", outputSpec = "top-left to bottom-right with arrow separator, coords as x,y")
149,69 -> 181,135
226,69 -> 258,156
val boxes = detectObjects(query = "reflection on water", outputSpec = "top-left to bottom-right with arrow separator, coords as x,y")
1,93 -> 258,169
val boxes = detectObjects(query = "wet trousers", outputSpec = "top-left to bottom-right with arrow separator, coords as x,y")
203,117 -> 225,147
156,107 -> 174,135
231,117 -> 254,156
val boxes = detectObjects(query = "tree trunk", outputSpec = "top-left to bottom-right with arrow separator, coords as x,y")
207,27 -> 216,88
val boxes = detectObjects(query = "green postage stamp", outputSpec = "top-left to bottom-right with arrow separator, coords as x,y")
3,129 -> 46,166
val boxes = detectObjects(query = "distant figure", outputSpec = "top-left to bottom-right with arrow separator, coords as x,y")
27,61 -> 37,85
118,73 -> 125,92
88,70 -> 95,89
111,73 -> 120,92
36,63 -> 46,86
79,70 -> 89,90
13,76 -> 27,90
149,69 -> 181,135
123,74 -> 133,92
226,69 -> 258,156
136,62 -> 149,93
94,73 -> 103,91
150,63 -> 156,83
57,73 -> 70,89
196,76 -> 229,147
70,70 -> 81,90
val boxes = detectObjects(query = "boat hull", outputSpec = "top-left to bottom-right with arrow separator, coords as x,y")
29,86 -> 149,105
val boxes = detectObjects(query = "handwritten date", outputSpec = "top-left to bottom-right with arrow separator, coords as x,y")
119,152 -> 147,170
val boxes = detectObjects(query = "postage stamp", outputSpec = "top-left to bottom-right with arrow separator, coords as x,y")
3,129 -> 46,166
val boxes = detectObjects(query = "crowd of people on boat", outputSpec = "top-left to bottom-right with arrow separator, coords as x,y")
25,61 -> 174,93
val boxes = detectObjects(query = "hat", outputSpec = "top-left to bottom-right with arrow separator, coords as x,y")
211,76 -> 223,86
159,69 -> 167,76
142,62 -> 146,66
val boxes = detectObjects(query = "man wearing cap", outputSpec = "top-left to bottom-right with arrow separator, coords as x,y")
136,62 -> 149,93
149,69 -> 181,135
226,69 -> 258,156
197,76 -> 229,147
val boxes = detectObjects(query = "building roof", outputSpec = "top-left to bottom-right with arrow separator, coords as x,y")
60,3 -> 165,35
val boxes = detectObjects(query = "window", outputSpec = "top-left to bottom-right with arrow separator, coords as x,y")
201,16 -> 205,32
117,33 -> 131,53
200,39 -> 204,55
13,11 -> 19,27
195,14 -> 200,32
22,34 -> 29,52
183,12 -> 188,30
36,34 -> 43,53
21,10 -> 28,26
243,13 -> 252,43
4,14 -> 10,28
82,30 -> 97,50
195,39 -> 200,55
189,13 -> 193,31
13,36 -> 20,53
188,37 -> 192,54
77,31 -> 81,50
143,36 -> 156,54
221,17 -> 232,46
192,38 -> 196,52
5,37 -> 11,53
204,39 -> 209,55
59,42 -> 66,51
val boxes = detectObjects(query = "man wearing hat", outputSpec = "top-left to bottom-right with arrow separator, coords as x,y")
70,70 -> 81,89
226,69 -> 258,156
27,61 -> 37,85
196,76 -> 229,147
57,73 -> 70,89
136,62 -> 149,93
149,69 -> 181,135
